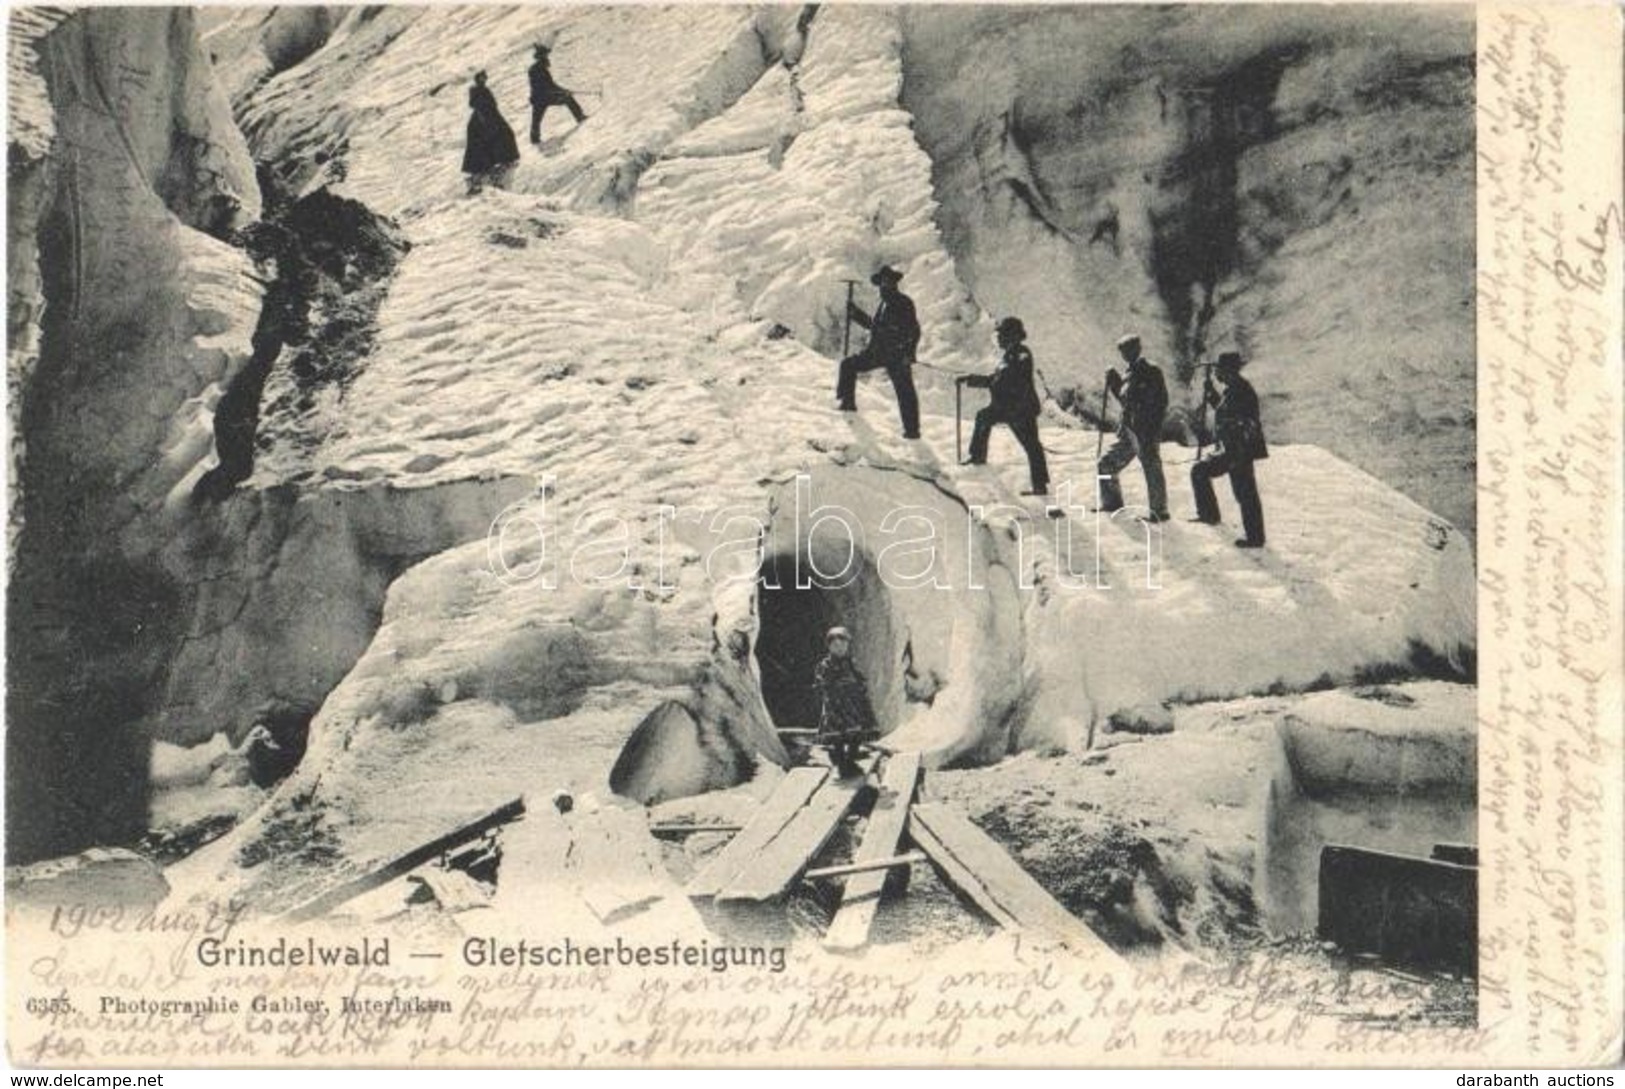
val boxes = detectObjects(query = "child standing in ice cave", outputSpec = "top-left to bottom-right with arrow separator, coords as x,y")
813,626 -> 878,778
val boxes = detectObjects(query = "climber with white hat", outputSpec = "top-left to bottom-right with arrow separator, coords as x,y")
1097,332 -> 1170,521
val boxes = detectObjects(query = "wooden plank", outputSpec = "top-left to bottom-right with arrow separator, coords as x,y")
910,803 -> 1123,962
907,806 -> 1018,930
823,752 -> 923,951
686,767 -> 829,898
282,797 -> 525,922
716,759 -> 876,903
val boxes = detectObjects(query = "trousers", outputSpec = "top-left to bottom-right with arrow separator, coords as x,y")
530,92 -> 586,143
836,350 -> 920,437
1191,450 -> 1265,544
969,409 -> 1048,492
1096,429 -> 1167,516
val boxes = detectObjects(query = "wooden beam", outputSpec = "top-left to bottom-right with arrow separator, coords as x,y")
806,850 -> 925,882
906,805 -> 1018,929
283,797 -> 525,922
715,759 -> 876,903
686,767 -> 828,898
648,822 -> 743,836
909,803 -> 1124,963
823,752 -> 923,952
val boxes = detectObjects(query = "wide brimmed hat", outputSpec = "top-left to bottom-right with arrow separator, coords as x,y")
870,265 -> 904,286
996,316 -> 1026,340
1115,333 -> 1141,352
1215,350 -> 1245,370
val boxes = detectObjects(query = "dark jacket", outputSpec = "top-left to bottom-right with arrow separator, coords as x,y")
463,84 -> 520,175
814,655 -> 878,739
1119,356 -> 1168,440
851,290 -> 920,366
528,58 -> 563,104
1206,374 -> 1269,460
967,343 -> 1041,418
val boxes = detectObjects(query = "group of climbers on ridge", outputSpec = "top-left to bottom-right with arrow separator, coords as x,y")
836,267 -> 1268,548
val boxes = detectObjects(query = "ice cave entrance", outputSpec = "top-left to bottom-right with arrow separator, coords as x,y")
754,548 -> 900,737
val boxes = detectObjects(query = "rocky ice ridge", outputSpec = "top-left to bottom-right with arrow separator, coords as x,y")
8,8 -> 1475,900
898,6 -> 1477,532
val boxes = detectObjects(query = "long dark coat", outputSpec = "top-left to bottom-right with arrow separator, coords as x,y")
463,83 -> 520,175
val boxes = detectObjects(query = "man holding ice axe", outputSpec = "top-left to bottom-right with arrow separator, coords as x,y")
958,317 -> 1049,497
528,43 -> 588,145
1096,333 -> 1170,521
835,266 -> 921,439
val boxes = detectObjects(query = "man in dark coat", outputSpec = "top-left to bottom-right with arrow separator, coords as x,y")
463,71 -> 520,191
1097,333 -> 1170,520
528,44 -> 587,145
1191,350 -> 1268,548
813,626 -> 878,778
836,266 -> 922,439
961,316 -> 1049,496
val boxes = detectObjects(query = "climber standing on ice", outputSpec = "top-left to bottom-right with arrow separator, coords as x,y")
814,626 -> 878,779
960,316 -> 1049,497
1191,350 -> 1268,548
462,70 -> 520,194
527,43 -> 587,145
836,266 -> 922,440
1097,333 -> 1170,521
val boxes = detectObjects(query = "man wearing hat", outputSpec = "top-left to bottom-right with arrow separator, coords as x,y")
836,265 -> 922,439
960,316 -> 1049,496
1191,351 -> 1268,548
528,43 -> 587,145
1097,333 -> 1170,521
813,626 -> 878,777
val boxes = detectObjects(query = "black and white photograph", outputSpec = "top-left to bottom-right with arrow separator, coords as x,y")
4,1 -> 1620,1072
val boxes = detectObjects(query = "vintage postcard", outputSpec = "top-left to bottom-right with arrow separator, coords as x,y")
4,0 -> 1620,1070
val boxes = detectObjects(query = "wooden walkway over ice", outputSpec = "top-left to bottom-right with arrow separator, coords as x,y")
680,750 -> 1125,962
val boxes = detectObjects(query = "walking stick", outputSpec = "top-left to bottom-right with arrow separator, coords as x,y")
1095,384 -> 1111,461
1194,363 -> 1213,462
840,279 -> 859,357
955,378 -> 964,464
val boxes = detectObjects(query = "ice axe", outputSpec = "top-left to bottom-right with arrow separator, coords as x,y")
1094,383 -> 1111,462
839,278 -> 861,357
1193,362 -> 1216,462
954,376 -> 965,464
